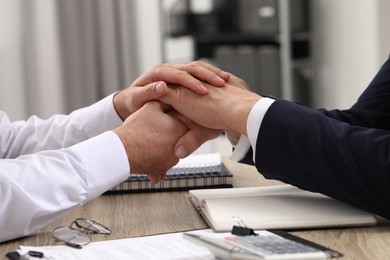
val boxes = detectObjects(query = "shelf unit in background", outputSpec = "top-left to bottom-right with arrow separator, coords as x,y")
162,0 -> 313,107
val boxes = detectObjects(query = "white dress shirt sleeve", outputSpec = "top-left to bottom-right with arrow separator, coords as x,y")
0,94 -> 130,242
0,93 -> 123,158
230,97 -> 275,162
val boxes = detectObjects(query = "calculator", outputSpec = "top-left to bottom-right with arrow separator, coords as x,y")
184,230 -> 342,260
223,234 -> 326,259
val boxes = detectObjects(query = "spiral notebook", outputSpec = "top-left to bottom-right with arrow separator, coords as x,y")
107,153 -> 233,193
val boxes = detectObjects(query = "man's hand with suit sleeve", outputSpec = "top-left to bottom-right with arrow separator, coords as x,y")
159,74 -> 262,158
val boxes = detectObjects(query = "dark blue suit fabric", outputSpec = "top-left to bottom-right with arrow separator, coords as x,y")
241,55 -> 390,220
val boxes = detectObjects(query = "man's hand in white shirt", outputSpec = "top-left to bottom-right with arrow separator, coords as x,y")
113,101 -> 189,184
0,62 -> 230,242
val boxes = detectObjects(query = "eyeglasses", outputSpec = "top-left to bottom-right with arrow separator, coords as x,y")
52,218 -> 111,248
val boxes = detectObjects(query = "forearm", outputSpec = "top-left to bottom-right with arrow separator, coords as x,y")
0,94 -> 122,158
0,131 -> 129,242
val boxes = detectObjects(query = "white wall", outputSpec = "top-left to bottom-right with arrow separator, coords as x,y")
311,0 -> 389,109
377,0 -> 390,64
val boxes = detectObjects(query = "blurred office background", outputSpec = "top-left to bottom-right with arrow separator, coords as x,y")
0,0 -> 389,154
0,0 -> 139,120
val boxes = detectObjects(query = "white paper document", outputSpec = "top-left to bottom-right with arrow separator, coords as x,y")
17,229 -> 341,260
18,230 -> 219,260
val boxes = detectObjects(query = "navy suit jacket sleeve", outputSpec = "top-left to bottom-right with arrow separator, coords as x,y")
242,55 -> 390,219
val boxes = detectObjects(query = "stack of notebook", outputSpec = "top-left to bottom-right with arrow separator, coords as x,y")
107,153 -> 233,193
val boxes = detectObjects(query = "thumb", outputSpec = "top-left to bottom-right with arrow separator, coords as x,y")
145,81 -> 167,99
128,81 -> 168,113
135,81 -> 168,106
147,172 -> 167,184
174,127 -> 222,159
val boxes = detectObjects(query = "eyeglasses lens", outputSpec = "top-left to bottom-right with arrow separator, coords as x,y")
52,227 -> 91,246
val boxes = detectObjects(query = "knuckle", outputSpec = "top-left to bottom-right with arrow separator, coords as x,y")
153,63 -> 165,72
192,60 -> 203,66
176,70 -> 188,80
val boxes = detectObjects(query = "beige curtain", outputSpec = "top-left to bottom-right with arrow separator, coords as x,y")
0,0 -> 139,120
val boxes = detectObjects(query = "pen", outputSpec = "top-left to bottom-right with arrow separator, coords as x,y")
6,251 -> 44,260
65,242 -> 83,249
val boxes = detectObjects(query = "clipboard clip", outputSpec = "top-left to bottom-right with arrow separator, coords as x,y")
231,216 -> 258,236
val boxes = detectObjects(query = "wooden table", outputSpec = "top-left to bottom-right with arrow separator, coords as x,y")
1,158 -> 390,259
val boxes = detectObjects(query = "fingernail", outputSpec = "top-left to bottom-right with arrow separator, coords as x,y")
175,146 -> 188,159
156,82 -> 165,94
220,70 -> 230,78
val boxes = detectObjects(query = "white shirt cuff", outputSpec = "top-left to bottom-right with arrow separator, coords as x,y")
230,135 -> 251,162
68,131 -> 130,201
230,97 -> 275,163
